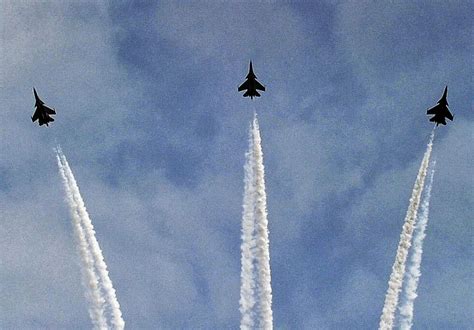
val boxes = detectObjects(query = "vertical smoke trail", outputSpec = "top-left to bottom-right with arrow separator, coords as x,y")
240,123 -> 257,330
58,149 -> 125,330
56,153 -> 107,330
252,114 -> 273,329
379,131 -> 434,330
239,114 -> 273,330
398,162 -> 436,330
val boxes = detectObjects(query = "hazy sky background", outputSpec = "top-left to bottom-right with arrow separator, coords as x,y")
1,1 -> 472,328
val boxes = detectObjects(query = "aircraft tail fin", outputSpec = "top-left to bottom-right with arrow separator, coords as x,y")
438,86 -> 449,106
33,88 -> 44,105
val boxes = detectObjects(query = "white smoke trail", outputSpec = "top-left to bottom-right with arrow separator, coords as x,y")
240,123 -> 257,330
379,131 -> 435,330
56,153 -> 107,330
239,114 -> 273,330
252,115 -> 273,329
57,149 -> 125,329
398,162 -> 436,330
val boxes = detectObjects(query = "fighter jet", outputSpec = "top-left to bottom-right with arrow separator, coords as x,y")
426,86 -> 453,126
32,88 -> 56,126
238,61 -> 265,99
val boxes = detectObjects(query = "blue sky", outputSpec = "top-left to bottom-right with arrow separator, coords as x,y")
1,1 -> 472,328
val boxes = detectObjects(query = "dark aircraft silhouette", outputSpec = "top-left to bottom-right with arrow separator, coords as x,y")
32,88 -> 56,126
427,86 -> 453,126
238,61 -> 265,99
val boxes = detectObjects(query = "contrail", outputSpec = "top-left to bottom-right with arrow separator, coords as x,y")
240,122 -> 257,329
379,131 -> 434,330
252,115 -> 273,330
57,148 -> 125,329
398,161 -> 436,330
56,152 -> 107,330
239,114 -> 273,329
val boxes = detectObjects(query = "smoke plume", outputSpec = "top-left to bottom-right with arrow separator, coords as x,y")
57,148 -> 125,329
398,162 -> 436,329
240,122 -> 257,329
240,114 -> 273,329
379,131 -> 434,330
56,152 -> 107,330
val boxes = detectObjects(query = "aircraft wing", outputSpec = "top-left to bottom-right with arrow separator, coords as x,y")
426,104 -> 439,115
238,80 -> 249,92
43,105 -> 56,114
255,80 -> 265,91
445,108 -> 454,121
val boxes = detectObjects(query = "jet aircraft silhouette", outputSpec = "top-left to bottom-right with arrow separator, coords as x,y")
426,86 -> 453,126
32,88 -> 56,126
238,61 -> 265,99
